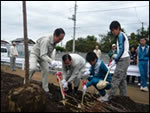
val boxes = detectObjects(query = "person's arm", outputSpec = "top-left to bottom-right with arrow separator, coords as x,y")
114,34 -> 125,63
89,67 -> 93,76
62,63 -> 67,80
40,39 -> 48,57
136,47 -> 139,66
51,49 -> 56,60
67,66 -> 80,83
146,46 -> 149,57
86,77 -> 94,88
41,54 -> 53,63
40,39 -> 53,63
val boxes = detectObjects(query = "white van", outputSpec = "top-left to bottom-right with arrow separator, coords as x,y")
1,46 -> 8,57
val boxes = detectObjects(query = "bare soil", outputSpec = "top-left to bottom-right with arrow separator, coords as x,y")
1,72 -> 149,112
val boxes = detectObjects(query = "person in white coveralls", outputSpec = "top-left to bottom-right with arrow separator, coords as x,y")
61,54 -> 90,96
24,28 -> 65,93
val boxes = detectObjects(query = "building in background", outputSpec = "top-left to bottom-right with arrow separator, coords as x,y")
1,38 -> 35,58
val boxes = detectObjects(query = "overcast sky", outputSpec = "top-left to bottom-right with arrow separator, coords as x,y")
1,1 -> 149,46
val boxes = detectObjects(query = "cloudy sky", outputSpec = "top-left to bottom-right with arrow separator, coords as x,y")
1,1 -> 149,46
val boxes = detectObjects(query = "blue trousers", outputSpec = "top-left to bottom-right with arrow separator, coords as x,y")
138,61 -> 148,87
87,77 -> 112,96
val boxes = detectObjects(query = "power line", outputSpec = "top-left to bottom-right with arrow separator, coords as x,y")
79,1 -> 125,6
79,1 -> 135,9
78,5 -> 149,13
80,22 -> 143,28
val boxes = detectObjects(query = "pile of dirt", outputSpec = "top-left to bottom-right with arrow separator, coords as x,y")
7,83 -> 47,112
1,72 -> 149,112
87,96 -> 149,112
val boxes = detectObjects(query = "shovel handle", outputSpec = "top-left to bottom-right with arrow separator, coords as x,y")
56,73 -> 65,100
104,66 -> 112,81
81,93 -> 85,105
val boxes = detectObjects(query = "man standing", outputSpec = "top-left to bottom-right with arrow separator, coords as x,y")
25,28 -> 65,93
108,44 -> 117,60
106,21 -> 130,101
93,45 -> 101,59
137,38 -> 149,92
61,54 -> 87,96
10,42 -> 18,71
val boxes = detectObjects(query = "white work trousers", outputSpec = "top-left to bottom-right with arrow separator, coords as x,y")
29,53 -> 49,92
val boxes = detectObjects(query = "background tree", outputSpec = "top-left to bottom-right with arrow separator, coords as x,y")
55,46 -> 66,52
66,35 -> 99,52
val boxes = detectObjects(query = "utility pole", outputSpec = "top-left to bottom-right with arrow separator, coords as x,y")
22,1 -> 29,86
68,1 -> 77,53
141,22 -> 144,36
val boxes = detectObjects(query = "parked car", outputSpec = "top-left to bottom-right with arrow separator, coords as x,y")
1,46 -> 8,57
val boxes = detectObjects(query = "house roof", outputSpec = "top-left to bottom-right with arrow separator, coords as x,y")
11,38 -> 35,44
1,40 -> 10,44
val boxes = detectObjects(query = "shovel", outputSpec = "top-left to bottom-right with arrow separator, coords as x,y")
78,80 -> 87,109
56,72 -> 67,105
97,59 -> 113,89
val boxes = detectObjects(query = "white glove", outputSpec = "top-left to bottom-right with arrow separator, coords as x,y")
113,54 -> 117,59
83,85 -> 87,94
97,80 -> 109,90
51,60 -> 58,67
80,70 -> 90,79
61,79 -> 66,86
109,60 -> 116,68
63,81 -> 68,89
83,70 -> 90,76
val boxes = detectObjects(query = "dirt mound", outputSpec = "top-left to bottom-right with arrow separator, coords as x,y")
87,96 -> 149,112
1,72 -> 149,112
7,83 -> 47,112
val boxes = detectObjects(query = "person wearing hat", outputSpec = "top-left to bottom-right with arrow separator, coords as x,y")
10,42 -> 18,71
108,44 -> 117,60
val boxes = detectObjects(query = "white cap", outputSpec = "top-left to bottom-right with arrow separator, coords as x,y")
112,44 -> 116,47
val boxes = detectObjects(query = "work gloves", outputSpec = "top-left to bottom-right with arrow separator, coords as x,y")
83,70 -> 90,76
61,79 -> 68,89
61,79 -> 66,85
51,60 -> 58,67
